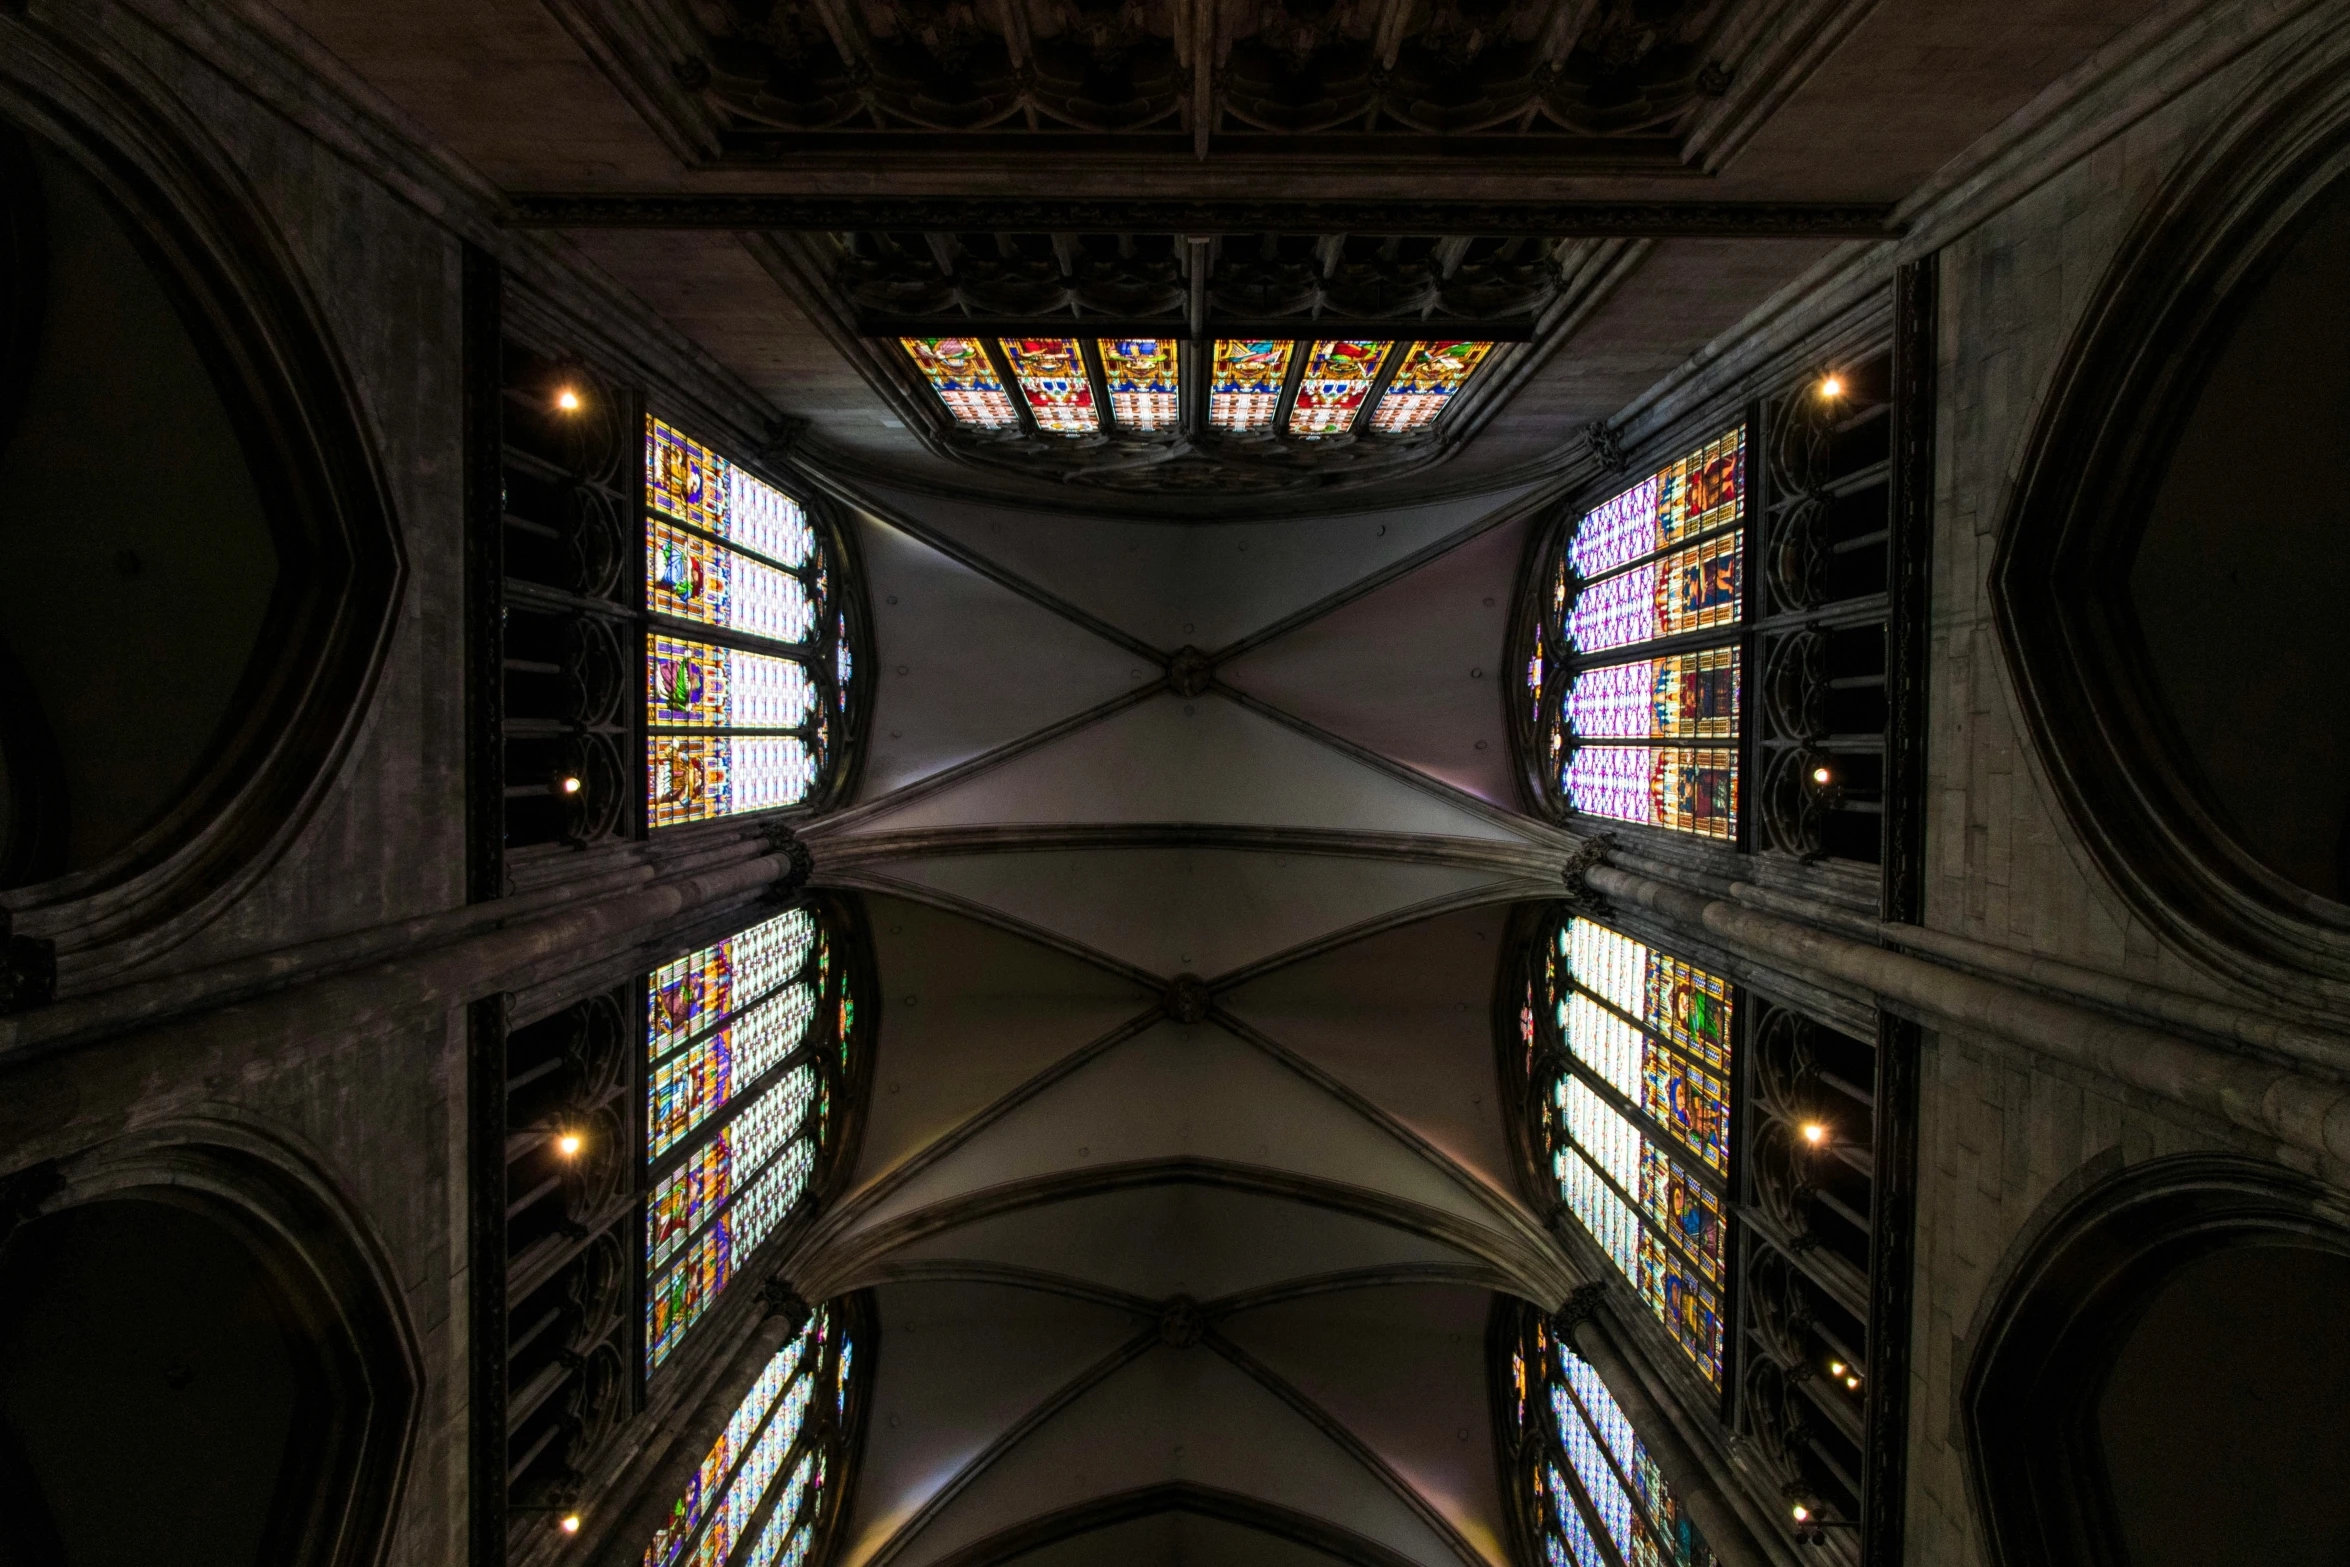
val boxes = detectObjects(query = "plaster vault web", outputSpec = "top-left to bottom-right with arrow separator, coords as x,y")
760,472 -> 1591,1567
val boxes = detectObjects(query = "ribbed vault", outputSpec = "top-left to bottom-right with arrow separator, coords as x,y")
791,477 -> 1575,1567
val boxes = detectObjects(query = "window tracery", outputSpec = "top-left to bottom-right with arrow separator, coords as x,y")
1500,1300 -> 1719,1567
643,899 -> 869,1374
1517,427 -> 1747,839
644,418 -> 864,829
1506,908 -> 1736,1386
642,1300 -> 864,1567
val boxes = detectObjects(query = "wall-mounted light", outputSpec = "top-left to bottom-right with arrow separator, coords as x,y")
1817,374 -> 1844,400
556,1132 -> 583,1158
555,387 -> 582,413
1801,1121 -> 1828,1146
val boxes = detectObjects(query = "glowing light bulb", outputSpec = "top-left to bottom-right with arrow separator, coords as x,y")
557,1133 -> 582,1157
555,388 -> 582,412
1818,375 -> 1843,400
1810,765 -> 1833,786
1791,1504 -> 1812,1523
1829,1361 -> 1845,1376
560,775 -> 583,795
1845,1375 -> 1862,1389
560,1513 -> 582,1535
1802,1122 -> 1827,1146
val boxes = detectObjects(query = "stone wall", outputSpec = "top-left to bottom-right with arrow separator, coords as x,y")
1906,14 -> 2348,1564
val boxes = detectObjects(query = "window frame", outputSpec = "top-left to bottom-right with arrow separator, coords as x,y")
639,893 -> 876,1386
1492,1296 -> 1722,1567
641,413 -> 872,831
1498,903 -> 1746,1396
1510,419 -> 1757,845
639,1291 -> 877,1567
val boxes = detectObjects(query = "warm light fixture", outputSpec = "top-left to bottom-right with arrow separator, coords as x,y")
560,1513 -> 582,1535
1801,1121 -> 1828,1146
1791,1503 -> 1812,1523
560,775 -> 583,795
1810,765 -> 1833,786
556,1132 -> 582,1157
1818,375 -> 1843,399
1829,1360 -> 1846,1376
1844,1375 -> 1862,1390
555,387 -> 582,412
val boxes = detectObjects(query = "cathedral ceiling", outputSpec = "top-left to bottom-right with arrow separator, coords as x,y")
245,3 -> 2157,1562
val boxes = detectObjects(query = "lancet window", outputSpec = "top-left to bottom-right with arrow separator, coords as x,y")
644,417 -> 863,828
1506,909 -> 1737,1387
641,1300 -> 864,1567
1519,427 -> 1748,840
1501,1301 -> 1719,1567
643,900 -> 869,1374
898,335 -> 1495,442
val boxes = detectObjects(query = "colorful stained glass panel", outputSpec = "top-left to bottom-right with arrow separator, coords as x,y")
1561,745 -> 1737,840
649,522 -> 817,645
649,638 -> 816,732
1566,534 -> 1743,656
649,419 -> 726,534
1287,340 -> 1391,436
650,734 -> 818,828
643,1321 -> 818,1567
649,983 -> 817,1159
648,908 -> 818,1061
1657,426 -> 1746,545
1560,1358 -> 1719,1566
1367,340 -> 1493,434
647,1063 -> 818,1268
1558,989 -> 1729,1174
1564,650 -> 1740,740
724,465 -> 816,568
647,1137 -> 817,1367
1209,339 -> 1293,434
900,337 -> 1018,429
1099,338 -> 1181,431
1000,337 -> 1099,434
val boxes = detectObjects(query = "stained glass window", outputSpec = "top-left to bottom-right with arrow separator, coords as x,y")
1502,1305 -> 1718,1567
642,1300 -> 862,1567
1287,339 -> 1392,437
1524,425 -> 1747,840
1099,338 -> 1181,432
1367,340 -> 1494,435
644,417 -> 858,829
1513,910 -> 1735,1385
1209,339 -> 1295,434
643,901 -> 867,1372
898,338 -> 1017,430
895,335 -> 1494,441
998,337 -> 1100,434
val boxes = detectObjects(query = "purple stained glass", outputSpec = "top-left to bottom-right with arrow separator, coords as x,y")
1566,534 -> 1743,657
1565,650 -> 1740,740
1571,477 -> 1661,580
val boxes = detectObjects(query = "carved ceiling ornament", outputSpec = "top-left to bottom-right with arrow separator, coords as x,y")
692,0 -> 1737,154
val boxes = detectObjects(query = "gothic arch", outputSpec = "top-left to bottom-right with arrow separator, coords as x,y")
0,32 -> 405,981
0,1118 -> 421,1567
1991,46 -> 2350,1000
1961,1152 -> 2350,1567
